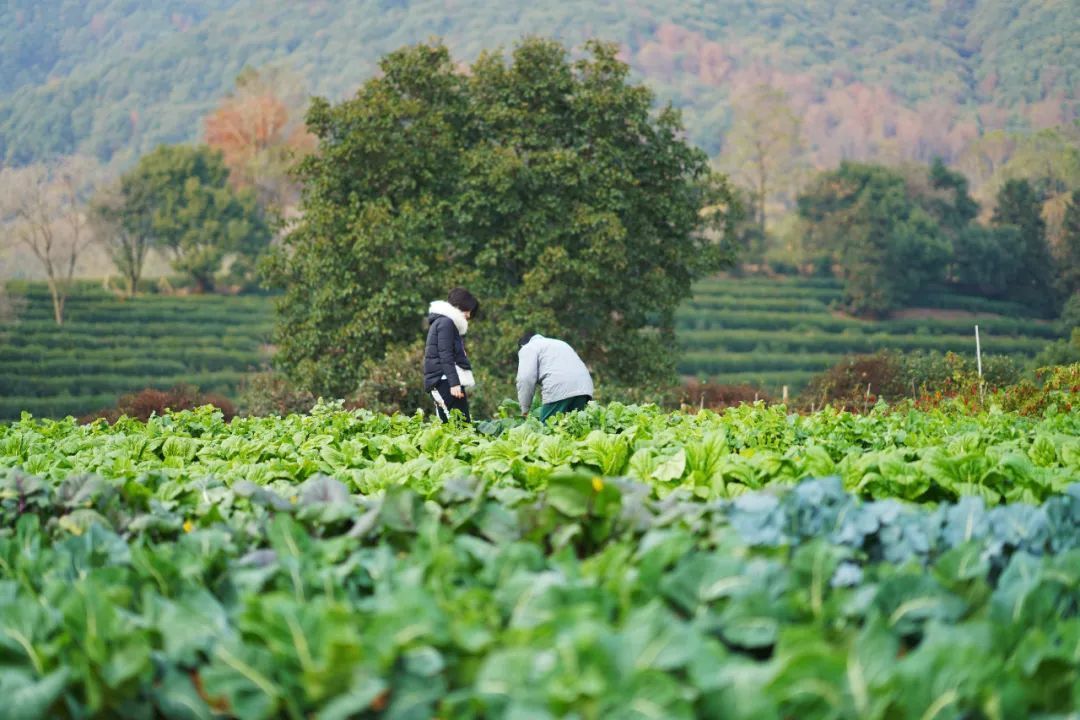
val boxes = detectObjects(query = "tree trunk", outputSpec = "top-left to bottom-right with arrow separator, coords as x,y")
47,279 -> 64,326
126,267 -> 139,297
755,146 -> 768,240
194,274 -> 214,294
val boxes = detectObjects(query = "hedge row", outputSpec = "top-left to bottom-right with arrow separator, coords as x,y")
5,279 -> 276,300
5,321 -> 272,342
678,351 -> 843,374
1,351 -> 263,376
678,329 -> 1045,355
692,281 -> 842,301
915,292 -> 1039,317
2,338 -> 267,358
691,280 -> 1040,317
675,369 -> 819,393
0,394 -> 119,420
675,309 -> 1060,338
14,308 -> 271,326
682,297 -> 830,313
0,371 -> 247,399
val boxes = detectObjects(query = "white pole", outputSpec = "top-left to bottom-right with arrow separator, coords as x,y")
975,325 -> 984,405
975,325 -> 982,378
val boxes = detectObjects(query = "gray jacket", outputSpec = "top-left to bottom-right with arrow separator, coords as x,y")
516,334 -> 594,410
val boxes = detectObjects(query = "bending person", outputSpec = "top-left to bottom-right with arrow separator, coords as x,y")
516,332 -> 594,422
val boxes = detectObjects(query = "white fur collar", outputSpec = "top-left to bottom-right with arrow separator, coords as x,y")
429,300 -> 468,335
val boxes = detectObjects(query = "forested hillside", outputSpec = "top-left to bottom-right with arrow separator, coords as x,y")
2,0 -> 1076,168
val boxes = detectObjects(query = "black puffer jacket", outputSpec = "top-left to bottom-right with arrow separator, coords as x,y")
423,309 -> 471,391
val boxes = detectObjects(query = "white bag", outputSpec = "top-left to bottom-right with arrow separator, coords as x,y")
456,365 -> 476,389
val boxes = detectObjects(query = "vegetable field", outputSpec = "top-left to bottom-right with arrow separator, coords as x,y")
676,278 -> 1057,391
0,283 -> 273,420
2,400 -> 1079,718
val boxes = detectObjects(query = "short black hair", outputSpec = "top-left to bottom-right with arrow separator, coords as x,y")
518,332 -> 537,348
447,287 -> 479,316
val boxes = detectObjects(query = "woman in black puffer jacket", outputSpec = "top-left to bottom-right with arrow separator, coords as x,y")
423,287 -> 479,422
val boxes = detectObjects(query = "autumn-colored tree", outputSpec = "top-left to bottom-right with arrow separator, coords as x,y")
723,85 -> 805,240
204,66 -> 315,211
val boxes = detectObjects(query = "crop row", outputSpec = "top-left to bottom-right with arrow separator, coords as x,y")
0,469 -> 1076,719
5,401 -> 1077,504
0,402 -> 1078,718
675,309 -> 1060,339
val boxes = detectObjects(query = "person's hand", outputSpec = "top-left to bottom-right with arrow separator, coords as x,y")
450,385 -> 464,399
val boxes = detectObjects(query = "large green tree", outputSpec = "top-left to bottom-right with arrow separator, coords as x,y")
116,145 -> 271,292
798,162 -> 950,317
264,38 -> 739,399
916,159 -> 1021,298
991,178 -> 1057,314
1056,189 -> 1080,298
948,224 -> 1023,297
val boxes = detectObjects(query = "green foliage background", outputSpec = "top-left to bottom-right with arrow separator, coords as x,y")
1,0 -> 1076,166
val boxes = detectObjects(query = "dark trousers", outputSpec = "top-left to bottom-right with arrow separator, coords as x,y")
538,394 -> 591,423
429,379 -> 471,423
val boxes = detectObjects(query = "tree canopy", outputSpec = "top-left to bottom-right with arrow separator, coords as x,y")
1058,190 -> 1080,298
798,163 -> 950,317
264,38 -> 739,398
114,145 -> 271,292
798,161 -> 1067,318
203,66 -> 315,211
992,178 -> 1057,314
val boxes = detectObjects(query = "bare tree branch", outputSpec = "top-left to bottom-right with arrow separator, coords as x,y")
0,157 -> 104,324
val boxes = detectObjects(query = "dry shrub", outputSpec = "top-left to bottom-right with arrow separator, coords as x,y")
238,371 -> 316,416
346,342 -> 430,416
997,363 -> 1080,416
799,352 -> 909,412
82,384 -> 236,423
681,380 -> 770,411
